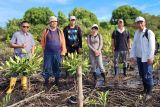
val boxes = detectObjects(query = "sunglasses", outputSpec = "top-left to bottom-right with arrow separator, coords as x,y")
92,27 -> 98,30
70,19 -> 76,21
22,26 -> 30,28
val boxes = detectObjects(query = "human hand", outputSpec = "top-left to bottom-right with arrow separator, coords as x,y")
21,43 -> 27,48
95,50 -> 100,56
148,58 -> 154,64
130,58 -> 136,65
78,48 -> 83,54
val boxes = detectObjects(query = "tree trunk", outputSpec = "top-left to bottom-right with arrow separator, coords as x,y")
77,66 -> 83,107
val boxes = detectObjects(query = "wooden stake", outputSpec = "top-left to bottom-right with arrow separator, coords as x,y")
77,66 -> 83,107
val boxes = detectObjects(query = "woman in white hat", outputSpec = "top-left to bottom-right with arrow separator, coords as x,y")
87,24 -> 106,85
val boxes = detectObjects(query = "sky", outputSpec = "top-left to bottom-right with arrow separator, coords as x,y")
0,0 -> 160,27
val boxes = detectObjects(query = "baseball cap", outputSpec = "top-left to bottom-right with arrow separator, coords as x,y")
91,24 -> 99,29
70,16 -> 76,20
135,16 -> 145,22
118,19 -> 124,23
49,16 -> 58,23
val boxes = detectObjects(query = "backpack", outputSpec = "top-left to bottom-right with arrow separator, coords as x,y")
143,29 -> 159,55
89,34 -> 101,49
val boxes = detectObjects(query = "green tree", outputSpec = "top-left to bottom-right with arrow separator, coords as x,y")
69,8 -> 98,28
110,5 -> 142,25
5,18 -> 22,42
0,27 -> 6,40
23,7 -> 54,25
58,11 -> 68,28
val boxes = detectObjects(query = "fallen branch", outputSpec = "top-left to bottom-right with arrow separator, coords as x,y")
7,91 -> 44,107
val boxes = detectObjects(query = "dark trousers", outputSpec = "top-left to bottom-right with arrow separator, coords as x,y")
114,51 -> 127,76
42,53 -> 61,80
137,57 -> 153,94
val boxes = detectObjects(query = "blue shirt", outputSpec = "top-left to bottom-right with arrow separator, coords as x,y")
44,29 -> 61,54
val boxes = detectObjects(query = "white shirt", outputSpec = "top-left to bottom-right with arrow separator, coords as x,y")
117,27 -> 125,33
130,28 -> 155,62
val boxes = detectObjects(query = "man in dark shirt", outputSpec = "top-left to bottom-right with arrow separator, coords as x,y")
112,19 -> 131,77
63,16 -> 82,54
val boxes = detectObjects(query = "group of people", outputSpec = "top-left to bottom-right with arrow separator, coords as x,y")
6,15 -> 155,100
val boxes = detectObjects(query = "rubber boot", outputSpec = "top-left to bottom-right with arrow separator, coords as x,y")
101,73 -> 106,82
6,77 -> 17,94
53,77 -> 59,86
92,72 -> 97,81
21,76 -> 28,91
145,85 -> 152,101
146,85 -> 152,95
114,67 -> 118,76
123,67 -> 127,76
44,79 -> 49,87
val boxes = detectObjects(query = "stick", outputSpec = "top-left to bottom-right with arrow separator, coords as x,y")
7,91 -> 44,107
77,66 -> 83,107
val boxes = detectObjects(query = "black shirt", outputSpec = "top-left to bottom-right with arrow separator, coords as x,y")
112,30 -> 130,51
63,25 -> 82,52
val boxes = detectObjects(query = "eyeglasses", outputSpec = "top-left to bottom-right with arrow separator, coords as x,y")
22,26 -> 30,28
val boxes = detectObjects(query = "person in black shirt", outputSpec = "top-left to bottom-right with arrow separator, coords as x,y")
63,16 -> 82,54
112,19 -> 131,77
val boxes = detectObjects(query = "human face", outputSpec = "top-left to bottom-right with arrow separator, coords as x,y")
91,27 -> 98,35
118,21 -> 124,28
50,21 -> 58,28
21,23 -> 30,33
70,19 -> 76,26
136,21 -> 146,31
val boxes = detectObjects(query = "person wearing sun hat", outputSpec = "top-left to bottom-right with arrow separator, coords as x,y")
63,15 -> 82,54
41,16 -> 66,87
87,24 -> 106,85
130,16 -> 155,100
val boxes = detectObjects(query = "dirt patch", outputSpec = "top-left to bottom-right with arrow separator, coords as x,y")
0,70 -> 160,107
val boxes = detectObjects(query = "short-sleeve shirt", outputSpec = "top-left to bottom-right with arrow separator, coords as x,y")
11,30 -> 35,54
112,30 -> 130,51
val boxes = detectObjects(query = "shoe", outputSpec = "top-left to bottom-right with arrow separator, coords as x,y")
6,77 -> 17,94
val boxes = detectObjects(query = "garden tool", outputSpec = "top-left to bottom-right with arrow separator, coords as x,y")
21,76 -> 28,91
6,77 -> 17,94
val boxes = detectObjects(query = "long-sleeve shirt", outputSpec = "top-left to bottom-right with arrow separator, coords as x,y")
63,25 -> 82,50
40,28 -> 67,55
130,28 -> 155,62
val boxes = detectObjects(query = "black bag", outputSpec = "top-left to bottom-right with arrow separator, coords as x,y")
143,29 -> 159,55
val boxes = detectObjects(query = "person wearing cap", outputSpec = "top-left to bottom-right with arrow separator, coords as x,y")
6,21 -> 35,94
41,16 -> 66,87
112,19 -> 131,78
87,24 -> 106,85
130,16 -> 155,100
63,16 -> 82,54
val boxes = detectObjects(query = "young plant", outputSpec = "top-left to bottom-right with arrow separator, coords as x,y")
85,91 -> 109,107
62,53 -> 90,75
0,94 -> 11,107
0,53 -> 42,76
97,91 -> 109,107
